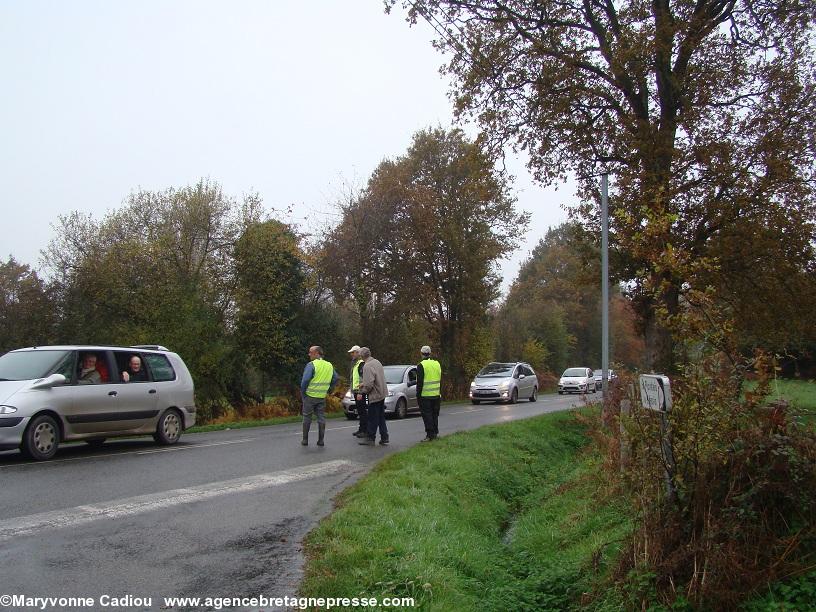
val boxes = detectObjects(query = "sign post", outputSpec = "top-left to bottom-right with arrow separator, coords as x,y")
639,374 -> 676,502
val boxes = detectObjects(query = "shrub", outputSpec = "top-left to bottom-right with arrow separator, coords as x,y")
596,355 -> 816,609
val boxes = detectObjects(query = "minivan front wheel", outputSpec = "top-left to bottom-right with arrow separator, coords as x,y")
22,414 -> 60,461
396,398 -> 408,419
154,410 -> 182,445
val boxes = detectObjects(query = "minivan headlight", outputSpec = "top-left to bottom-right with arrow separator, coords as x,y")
0,405 -> 17,414
470,381 -> 476,388
497,381 -> 510,391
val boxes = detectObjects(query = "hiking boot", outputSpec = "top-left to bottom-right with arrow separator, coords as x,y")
317,423 -> 325,446
379,438 -> 389,446
358,438 -> 375,446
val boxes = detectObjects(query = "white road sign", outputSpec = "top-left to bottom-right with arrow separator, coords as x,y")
639,374 -> 672,412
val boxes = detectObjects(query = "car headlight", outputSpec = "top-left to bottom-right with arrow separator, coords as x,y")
470,382 -> 476,388
497,382 -> 510,391
559,379 -> 565,385
0,405 -> 17,414
344,390 -> 352,399
387,391 -> 395,397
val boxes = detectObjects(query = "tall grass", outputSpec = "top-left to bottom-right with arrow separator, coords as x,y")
301,411 -> 630,610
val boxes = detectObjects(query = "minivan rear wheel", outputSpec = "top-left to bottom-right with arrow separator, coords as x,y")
154,410 -> 182,445
22,414 -> 60,461
529,387 -> 537,402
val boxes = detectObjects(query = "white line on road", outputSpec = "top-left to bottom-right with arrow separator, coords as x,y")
135,438 -> 255,454
0,459 -> 358,541
0,438 -> 257,468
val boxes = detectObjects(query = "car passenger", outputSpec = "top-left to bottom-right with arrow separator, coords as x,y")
122,355 -> 147,382
78,353 -> 101,385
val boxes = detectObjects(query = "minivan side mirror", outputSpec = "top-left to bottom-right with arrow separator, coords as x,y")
30,373 -> 67,390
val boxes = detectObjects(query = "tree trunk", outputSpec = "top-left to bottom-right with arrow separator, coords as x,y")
642,276 -> 680,374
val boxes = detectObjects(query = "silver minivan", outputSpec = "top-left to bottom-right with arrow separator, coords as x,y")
0,345 -> 196,461
469,362 -> 538,404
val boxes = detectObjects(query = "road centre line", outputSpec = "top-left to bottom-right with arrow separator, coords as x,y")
135,438 -> 255,454
0,438 -> 256,469
0,459 -> 358,541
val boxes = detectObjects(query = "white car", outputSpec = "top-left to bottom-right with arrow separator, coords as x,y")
0,345 -> 196,461
558,367 -> 596,394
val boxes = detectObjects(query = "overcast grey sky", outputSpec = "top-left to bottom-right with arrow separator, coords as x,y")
0,0 -> 573,293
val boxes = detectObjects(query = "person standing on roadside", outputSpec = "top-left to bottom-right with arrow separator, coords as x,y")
347,345 -> 368,438
300,345 -> 338,447
416,345 -> 442,441
356,347 -> 388,446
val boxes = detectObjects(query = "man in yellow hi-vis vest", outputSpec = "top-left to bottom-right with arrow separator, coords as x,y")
416,345 -> 442,441
300,345 -> 338,446
347,345 -> 368,438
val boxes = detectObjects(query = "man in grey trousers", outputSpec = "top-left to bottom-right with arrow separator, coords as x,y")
355,347 -> 389,446
300,345 -> 338,446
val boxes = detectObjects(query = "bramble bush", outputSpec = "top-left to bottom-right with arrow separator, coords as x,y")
594,353 -> 816,609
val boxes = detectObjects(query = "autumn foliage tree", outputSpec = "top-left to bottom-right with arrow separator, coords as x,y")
323,127 -> 527,391
390,0 -> 816,372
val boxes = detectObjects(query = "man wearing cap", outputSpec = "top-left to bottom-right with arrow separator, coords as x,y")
300,345 -> 338,447
347,345 -> 368,437
416,345 -> 442,441
356,347 -> 389,446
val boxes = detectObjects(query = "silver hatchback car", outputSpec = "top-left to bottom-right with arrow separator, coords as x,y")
0,345 -> 196,461
342,365 -> 420,419
469,362 -> 538,404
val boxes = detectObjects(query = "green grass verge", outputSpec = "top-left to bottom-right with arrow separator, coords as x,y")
186,411 -> 347,433
746,378 -> 816,424
301,410 -> 630,610
188,399 -> 474,433
764,379 -> 816,413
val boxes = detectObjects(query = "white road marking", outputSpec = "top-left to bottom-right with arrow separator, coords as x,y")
0,459 -> 358,541
135,438 -> 254,454
0,438 -> 256,468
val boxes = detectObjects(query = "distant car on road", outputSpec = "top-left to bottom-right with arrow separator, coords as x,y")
558,367 -> 595,394
593,368 -> 617,391
469,362 -> 538,404
342,364 -> 419,419
0,345 -> 196,461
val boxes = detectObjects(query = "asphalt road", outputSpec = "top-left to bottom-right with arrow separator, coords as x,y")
0,393 -> 586,610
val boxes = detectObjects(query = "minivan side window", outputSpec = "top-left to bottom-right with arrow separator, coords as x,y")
143,354 -> 176,382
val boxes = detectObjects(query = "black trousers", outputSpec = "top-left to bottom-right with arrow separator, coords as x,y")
366,399 -> 388,441
355,396 -> 368,433
419,396 -> 441,438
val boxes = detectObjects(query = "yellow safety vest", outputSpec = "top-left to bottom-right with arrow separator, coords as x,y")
351,359 -> 363,390
306,359 -> 333,398
420,359 -> 442,397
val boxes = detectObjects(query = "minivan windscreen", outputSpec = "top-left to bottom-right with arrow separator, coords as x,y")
563,368 -> 587,377
477,363 -> 515,377
383,366 -> 407,385
0,350 -> 72,381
